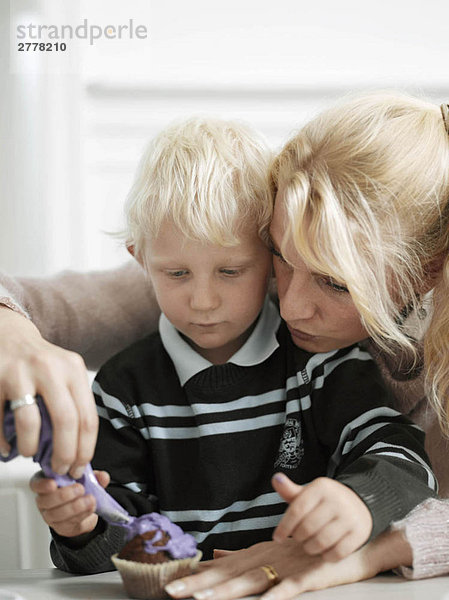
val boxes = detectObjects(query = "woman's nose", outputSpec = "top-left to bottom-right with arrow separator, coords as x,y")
278,270 -> 317,323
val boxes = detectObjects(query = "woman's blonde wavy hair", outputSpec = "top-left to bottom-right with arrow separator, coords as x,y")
271,92 -> 449,434
124,117 -> 272,256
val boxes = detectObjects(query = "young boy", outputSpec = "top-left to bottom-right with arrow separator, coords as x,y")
34,118 -> 436,574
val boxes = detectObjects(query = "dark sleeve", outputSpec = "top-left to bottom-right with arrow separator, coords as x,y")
50,520 -> 127,574
50,362 -> 157,574
311,345 -> 437,540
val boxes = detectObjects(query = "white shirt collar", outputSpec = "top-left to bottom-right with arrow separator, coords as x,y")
159,297 -> 280,387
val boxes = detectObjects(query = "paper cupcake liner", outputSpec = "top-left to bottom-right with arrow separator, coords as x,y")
112,550 -> 202,599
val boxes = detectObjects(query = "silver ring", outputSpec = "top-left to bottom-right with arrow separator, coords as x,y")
10,394 -> 37,411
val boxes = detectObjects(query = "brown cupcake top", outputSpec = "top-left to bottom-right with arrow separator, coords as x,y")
118,530 -> 172,564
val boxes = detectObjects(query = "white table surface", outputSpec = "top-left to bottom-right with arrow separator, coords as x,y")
0,569 -> 449,600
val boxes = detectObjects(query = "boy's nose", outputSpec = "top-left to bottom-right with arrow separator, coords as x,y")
190,282 -> 220,312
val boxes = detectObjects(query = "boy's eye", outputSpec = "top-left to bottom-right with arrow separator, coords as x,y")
220,268 -> 240,276
166,270 -> 188,278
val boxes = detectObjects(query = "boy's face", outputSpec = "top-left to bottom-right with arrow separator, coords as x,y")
143,221 -> 272,364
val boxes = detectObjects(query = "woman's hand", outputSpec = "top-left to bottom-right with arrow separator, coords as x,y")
30,469 -> 110,538
0,307 -> 98,478
165,531 -> 412,600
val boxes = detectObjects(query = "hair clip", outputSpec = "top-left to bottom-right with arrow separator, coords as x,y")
441,104 -> 449,135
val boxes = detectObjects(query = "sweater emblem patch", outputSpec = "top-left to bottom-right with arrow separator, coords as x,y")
274,417 -> 304,469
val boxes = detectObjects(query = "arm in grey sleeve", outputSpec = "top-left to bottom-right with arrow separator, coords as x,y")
0,261 -> 160,371
50,521 -> 127,574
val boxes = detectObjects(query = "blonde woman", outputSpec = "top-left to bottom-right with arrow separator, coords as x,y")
1,92 -> 449,597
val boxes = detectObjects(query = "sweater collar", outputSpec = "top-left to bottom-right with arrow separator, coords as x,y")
159,297 -> 280,386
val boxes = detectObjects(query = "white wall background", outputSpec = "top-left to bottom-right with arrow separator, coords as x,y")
0,0 -> 448,569
2,0 -> 449,276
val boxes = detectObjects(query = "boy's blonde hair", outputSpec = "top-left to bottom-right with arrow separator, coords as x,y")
271,91 -> 449,434
125,117 -> 272,257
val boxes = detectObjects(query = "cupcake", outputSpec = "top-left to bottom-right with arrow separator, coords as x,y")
112,513 -> 202,599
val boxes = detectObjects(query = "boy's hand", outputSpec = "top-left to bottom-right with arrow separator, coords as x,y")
272,473 -> 373,562
30,469 -> 110,538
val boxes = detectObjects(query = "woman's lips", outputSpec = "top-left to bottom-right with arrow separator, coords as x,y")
287,325 -> 318,342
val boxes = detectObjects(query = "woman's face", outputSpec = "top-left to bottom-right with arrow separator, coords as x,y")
270,193 -> 369,353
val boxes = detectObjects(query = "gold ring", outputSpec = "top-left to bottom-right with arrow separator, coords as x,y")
260,564 -> 280,588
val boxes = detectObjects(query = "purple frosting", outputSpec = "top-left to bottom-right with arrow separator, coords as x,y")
2,397 -> 198,558
123,513 -> 197,559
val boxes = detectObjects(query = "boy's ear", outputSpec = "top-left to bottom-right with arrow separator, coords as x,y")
127,244 -> 145,268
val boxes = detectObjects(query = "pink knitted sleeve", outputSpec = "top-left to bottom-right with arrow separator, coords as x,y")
0,262 -> 160,370
0,293 -> 28,318
392,498 -> 449,579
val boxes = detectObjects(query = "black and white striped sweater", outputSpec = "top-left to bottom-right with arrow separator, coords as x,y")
50,316 -> 436,574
